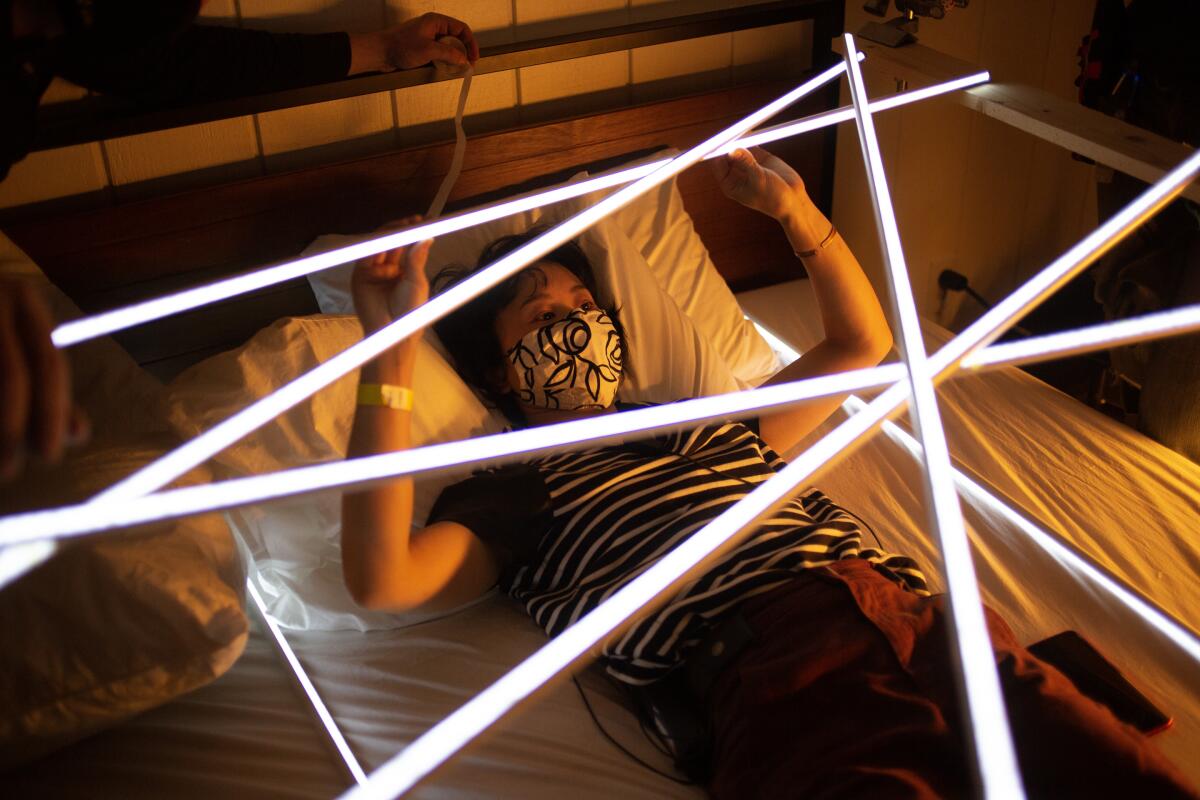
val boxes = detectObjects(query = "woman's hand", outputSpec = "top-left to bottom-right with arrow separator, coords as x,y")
351,217 -> 433,336
710,146 -> 811,222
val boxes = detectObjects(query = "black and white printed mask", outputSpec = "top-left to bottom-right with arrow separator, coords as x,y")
505,307 -> 623,410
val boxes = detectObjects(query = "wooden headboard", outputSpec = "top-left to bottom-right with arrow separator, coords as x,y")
3,80 -> 831,379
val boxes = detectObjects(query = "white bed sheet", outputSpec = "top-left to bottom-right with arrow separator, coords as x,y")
12,279 -> 1198,798
3,615 -> 350,799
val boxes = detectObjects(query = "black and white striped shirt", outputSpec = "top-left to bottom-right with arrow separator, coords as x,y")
429,408 -> 928,685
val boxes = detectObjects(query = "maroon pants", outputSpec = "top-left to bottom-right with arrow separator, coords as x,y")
706,559 -> 1197,799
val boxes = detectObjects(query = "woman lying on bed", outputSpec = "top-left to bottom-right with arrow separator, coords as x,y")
339,148 -> 1196,799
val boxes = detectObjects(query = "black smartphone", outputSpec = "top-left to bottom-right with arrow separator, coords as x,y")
1029,630 -> 1172,736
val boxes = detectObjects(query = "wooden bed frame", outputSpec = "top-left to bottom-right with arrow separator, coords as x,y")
2,80 -> 831,380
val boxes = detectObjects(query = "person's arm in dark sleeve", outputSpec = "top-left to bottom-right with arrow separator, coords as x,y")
57,25 -> 351,105
56,12 -> 478,107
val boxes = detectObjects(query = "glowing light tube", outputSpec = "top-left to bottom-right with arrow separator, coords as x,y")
335,393 -> 928,800
5,141 -> 1198,793
867,405 -> 1200,665
44,60 -> 996,350
2,305 -> 1197,547
88,59 -> 856,505
246,579 -> 368,786
715,69 -> 991,156
841,35 -> 1024,800
0,541 -> 56,590
4,61 -> 1196,799
0,364 -> 904,545
964,303 -> 1200,370
52,127 -> 1200,800
756,317 -> 1200,667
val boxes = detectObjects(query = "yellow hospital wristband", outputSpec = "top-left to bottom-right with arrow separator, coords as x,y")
357,383 -> 414,411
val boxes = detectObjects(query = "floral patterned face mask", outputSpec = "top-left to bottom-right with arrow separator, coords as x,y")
505,307 -> 623,410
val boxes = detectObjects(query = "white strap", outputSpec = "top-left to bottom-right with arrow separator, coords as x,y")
425,66 -> 474,220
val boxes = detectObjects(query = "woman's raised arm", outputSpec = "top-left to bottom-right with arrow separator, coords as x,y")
341,223 -> 500,612
710,148 -> 893,455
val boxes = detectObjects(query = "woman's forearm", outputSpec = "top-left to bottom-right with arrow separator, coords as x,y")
341,340 -> 419,605
778,205 -> 892,358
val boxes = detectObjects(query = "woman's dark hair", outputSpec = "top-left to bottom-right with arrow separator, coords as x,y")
431,226 -> 624,426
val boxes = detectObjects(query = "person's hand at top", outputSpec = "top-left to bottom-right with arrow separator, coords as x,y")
710,146 -> 812,223
348,12 -> 480,75
351,217 -> 433,337
0,277 -> 90,481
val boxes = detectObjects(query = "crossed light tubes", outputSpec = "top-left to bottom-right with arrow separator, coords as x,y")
2,33 -> 1198,799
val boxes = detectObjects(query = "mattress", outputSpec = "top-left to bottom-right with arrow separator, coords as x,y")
10,280 -> 1198,797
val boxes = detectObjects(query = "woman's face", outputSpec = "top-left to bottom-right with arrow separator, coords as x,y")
493,261 -> 599,396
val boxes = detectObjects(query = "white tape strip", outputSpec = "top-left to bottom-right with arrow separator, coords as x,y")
425,66 -> 474,220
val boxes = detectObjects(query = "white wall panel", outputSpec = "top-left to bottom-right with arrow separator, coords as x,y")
732,20 -> 813,81
258,95 -> 395,169
631,33 -> 731,103
519,51 -> 629,105
0,145 -> 108,209
832,0 -> 1100,327
394,70 -> 518,126
633,34 -> 724,83
514,0 -> 627,26
104,117 -> 260,185
386,0 -> 513,32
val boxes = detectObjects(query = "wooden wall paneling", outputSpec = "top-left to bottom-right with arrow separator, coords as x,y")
880,2 -> 984,321
831,65 -> 908,315
945,0 -> 1053,328
1011,0 -> 1097,287
831,0 -> 1110,327
5,83 -> 802,299
1,81 -> 826,373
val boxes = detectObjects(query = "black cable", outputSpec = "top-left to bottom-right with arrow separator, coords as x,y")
571,676 -> 695,786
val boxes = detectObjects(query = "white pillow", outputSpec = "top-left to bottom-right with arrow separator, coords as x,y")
0,234 -> 247,768
170,188 -> 739,631
307,161 -> 781,388
603,150 -> 783,388
165,316 -> 506,631
305,173 -> 741,406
